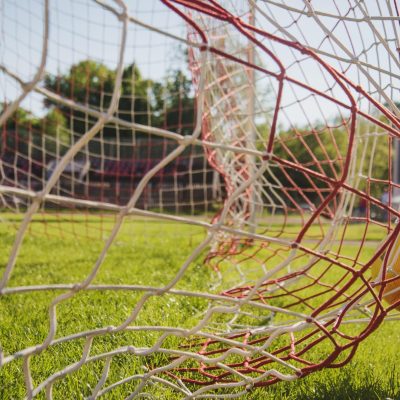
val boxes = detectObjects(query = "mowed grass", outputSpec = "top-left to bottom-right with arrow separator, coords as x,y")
0,213 -> 399,399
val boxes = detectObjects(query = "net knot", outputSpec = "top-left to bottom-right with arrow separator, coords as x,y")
262,152 -> 272,161
180,136 -> 196,146
226,14 -> 241,25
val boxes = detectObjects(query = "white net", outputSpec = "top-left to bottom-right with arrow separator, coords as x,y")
1,0 -> 400,398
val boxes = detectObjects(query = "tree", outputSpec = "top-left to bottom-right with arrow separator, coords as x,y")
44,61 -> 196,139
0,102 -> 41,157
270,115 -> 390,208
44,60 -> 117,138
152,70 -> 195,135
40,108 -> 69,157
117,63 -> 154,128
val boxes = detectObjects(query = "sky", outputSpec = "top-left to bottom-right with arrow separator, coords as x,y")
0,0 -> 187,116
1,0 -> 399,128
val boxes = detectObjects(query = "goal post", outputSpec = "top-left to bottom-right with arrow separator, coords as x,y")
1,0 -> 400,398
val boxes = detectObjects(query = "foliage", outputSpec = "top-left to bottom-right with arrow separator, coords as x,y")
267,116 -> 390,203
152,69 -> 195,135
39,108 -> 70,156
1,60 -> 392,200
0,102 -> 71,159
0,103 -> 39,131
0,102 -> 40,157
43,60 -> 195,139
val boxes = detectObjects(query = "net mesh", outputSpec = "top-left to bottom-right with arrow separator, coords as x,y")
1,0 -> 400,398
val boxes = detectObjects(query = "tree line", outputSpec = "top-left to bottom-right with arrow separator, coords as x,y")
1,60 -> 196,159
0,59 -> 391,201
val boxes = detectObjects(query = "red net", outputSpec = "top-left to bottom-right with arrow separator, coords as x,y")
1,0 -> 400,397
165,0 -> 400,389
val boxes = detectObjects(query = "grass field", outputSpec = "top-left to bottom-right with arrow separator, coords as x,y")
0,213 -> 399,399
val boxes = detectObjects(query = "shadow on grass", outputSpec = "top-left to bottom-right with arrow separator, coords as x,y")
246,365 -> 400,400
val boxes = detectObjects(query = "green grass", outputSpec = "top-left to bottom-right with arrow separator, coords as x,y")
0,214 -> 399,399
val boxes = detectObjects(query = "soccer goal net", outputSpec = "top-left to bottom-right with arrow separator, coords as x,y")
1,0 -> 400,398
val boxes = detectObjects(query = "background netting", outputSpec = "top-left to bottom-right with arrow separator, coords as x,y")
1,0 -> 400,398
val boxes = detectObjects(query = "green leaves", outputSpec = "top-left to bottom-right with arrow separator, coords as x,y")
43,60 -> 195,138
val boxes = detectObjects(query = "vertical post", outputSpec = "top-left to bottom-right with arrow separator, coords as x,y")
394,138 -> 400,210
248,0 -> 257,234
390,98 -> 400,211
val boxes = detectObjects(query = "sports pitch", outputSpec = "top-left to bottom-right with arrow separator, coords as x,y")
0,216 -> 399,399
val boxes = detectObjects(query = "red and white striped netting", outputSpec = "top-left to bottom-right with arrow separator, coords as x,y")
1,0 -> 400,398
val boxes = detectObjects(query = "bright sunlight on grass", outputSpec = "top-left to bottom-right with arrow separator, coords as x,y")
0,215 -> 399,399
